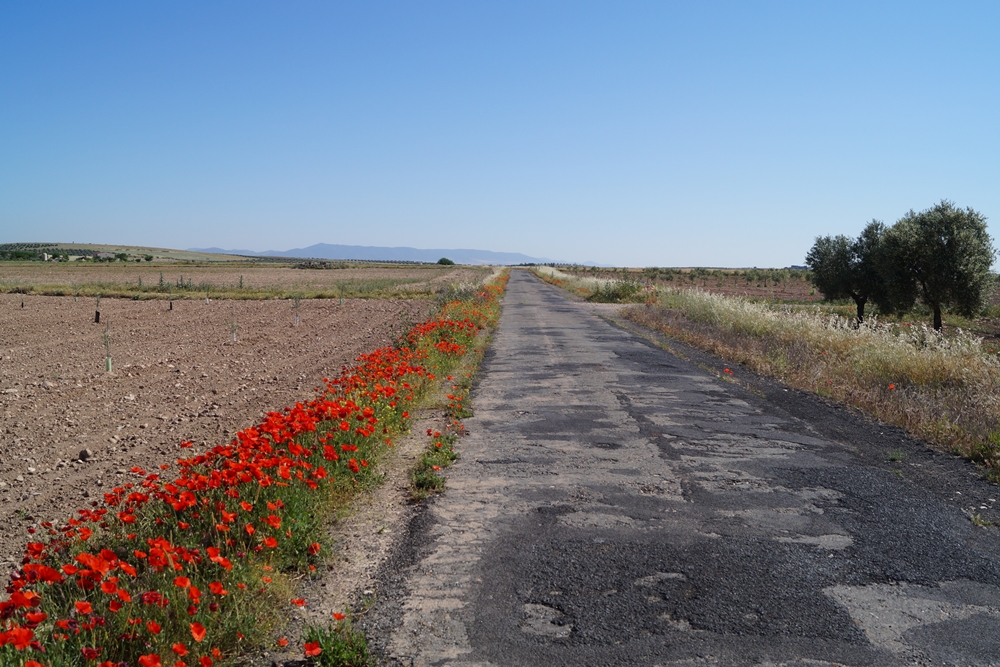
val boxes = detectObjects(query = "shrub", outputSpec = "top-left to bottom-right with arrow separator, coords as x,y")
586,279 -> 645,303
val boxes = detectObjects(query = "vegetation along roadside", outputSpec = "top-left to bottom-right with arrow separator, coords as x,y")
0,271 -> 509,667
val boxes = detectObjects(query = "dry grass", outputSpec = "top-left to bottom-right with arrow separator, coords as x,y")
620,287 -> 1000,479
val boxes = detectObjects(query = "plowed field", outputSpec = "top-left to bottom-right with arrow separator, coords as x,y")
0,263 -> 489,295
0,294 -> 432,568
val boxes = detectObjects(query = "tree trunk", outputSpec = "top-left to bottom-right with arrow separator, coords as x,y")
933,305 -> 942,331
852,295 -> 867,324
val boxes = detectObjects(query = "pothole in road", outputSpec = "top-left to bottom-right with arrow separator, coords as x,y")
775,534 -> 853,550
633,571 -> 687,587
521,603 -> 573,638
558,511 -> 641,529
658,612 -> 692,631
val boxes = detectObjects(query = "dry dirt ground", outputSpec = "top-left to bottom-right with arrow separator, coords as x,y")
0,264 -> 488,293
0,293 -> 433,569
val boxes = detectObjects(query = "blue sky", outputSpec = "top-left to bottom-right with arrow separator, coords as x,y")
2,2 -> 999,266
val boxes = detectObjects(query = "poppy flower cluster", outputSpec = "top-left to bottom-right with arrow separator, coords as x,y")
0,273 -> 507,667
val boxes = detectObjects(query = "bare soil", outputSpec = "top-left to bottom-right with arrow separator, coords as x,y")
667,277 -> 815,301
0,293 -> 433,568
0,263 -> 488,293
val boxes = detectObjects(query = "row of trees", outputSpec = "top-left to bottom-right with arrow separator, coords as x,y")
806,200 -> 996,330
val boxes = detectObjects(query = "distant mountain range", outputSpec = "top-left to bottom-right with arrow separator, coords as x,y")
189,243 -> 554,265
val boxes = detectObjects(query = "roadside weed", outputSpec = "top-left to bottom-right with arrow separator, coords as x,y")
302,616 -> 374,667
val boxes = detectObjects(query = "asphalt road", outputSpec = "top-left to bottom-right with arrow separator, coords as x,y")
373,269 -> 1000,667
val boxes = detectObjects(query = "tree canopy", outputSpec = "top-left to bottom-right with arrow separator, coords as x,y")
806,220 -> 885,322
878,200 -> 996,330
807,201 -> 996,330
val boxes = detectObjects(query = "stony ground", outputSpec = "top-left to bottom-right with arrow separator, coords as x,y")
0,293 -> 432,569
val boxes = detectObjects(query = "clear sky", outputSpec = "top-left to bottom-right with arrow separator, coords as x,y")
2,2 -> 999,267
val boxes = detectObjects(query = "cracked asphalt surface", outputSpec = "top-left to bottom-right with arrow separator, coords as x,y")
372,270 -> 1000,666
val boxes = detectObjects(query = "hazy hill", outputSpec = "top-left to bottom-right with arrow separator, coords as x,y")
190,243 -> 553,265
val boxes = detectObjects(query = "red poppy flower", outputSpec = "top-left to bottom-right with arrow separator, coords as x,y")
137,655 -> 163,667
3,626 -> 34,650
75,601 -> 93,615
190,622 -> 207,643
172,643 -> 189,656
304,642 -> 322,657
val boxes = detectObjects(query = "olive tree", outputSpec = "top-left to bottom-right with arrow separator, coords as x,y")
806,220 -> 886,323
879,200 -> 996,330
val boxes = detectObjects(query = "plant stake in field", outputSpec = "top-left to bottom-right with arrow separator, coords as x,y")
227,300 -> 240,342
95,294 -> 101,324
293,294 -> 302,326
102,322 -> 112,373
